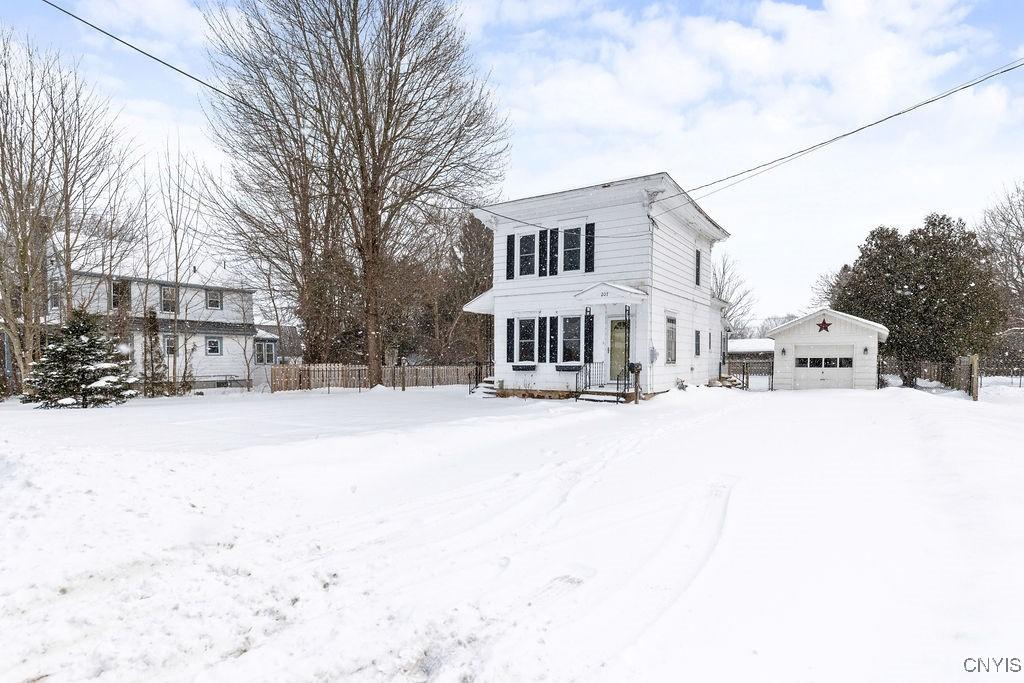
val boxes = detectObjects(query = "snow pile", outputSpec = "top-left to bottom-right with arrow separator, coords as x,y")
1,386 -> 1023,681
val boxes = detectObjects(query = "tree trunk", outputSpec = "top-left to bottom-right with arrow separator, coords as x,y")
364,263 -> 382,386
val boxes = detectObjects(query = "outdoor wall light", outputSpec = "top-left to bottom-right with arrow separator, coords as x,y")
781,347 -> 786,356
863,346 -> 869,355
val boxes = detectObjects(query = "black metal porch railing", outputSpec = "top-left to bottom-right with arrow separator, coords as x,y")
574,361 -> 605,400
615,366 -> 633,398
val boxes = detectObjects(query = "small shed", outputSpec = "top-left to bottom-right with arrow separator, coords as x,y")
726,338 -> 774,361
768,308 -> 889,390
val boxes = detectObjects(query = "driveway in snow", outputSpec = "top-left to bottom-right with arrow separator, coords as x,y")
2,385 -> 1022,682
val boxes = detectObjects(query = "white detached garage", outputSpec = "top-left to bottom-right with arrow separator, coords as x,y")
768,308 -> 889,390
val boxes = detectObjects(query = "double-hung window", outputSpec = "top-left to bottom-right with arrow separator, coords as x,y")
562,228 -> 581,271
561,316 -> 581,363
519,234 -> 536,276
163,335 -> 177,357
206,289 -> 223,310
255,340 -> 276,365
694,330 -> 701,357
666,317 -> 677,364
160,286 -> 177,313
205,336 -> 223,356
110,280 -> 131,310
517,318 -> 536,362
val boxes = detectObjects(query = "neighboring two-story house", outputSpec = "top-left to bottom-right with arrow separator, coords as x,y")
57,265 -> 277,390
463,172 -> 730,399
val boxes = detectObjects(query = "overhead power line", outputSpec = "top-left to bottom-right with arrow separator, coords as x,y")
37,0 -> 1024,232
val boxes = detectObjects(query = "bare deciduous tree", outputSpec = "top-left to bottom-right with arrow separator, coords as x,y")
710,253 -> 755,335
205,0 -> 508,384
978,182 -> 1024,329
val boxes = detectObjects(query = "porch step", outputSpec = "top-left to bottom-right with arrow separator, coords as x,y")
576,389 -> 633,403
472,376 -> 497,397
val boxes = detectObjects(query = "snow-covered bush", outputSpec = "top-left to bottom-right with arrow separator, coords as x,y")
21,309 -> 138,409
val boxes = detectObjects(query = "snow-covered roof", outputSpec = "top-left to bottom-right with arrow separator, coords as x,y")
254,329 -> 279,340
767,308 -> 890,341
462,288 -> 495,314
727,338 -> 774,354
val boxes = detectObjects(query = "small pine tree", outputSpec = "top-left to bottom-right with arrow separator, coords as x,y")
22,309 -> 138,408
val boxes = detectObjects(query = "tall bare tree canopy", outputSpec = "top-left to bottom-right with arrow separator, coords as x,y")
978,182 -> 1024,329
710,253 -> 755,335
205,0 -> 508,383
0,31 -> 140,390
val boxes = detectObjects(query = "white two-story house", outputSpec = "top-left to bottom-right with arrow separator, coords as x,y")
463,172 -> 730,399
56,265 -> 278,390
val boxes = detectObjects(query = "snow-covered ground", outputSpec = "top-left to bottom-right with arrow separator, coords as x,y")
2,385 -> 1023,682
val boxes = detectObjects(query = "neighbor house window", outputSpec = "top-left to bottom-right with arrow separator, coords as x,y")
519,234 -> 536,276
694,330 -> 701,356
160,286 -> 177,313
561,316 -> 581,363
517,318 -> 536,362
255,340 -> 276,365
110,280 -> 131,310
206,289 -> 222,310
666,316 -> 677,364
163,335 -> 177,357
695,249 -> 702,286
48,280 -> 62,310
562,227 -> 581,271
205,336 -> 223,356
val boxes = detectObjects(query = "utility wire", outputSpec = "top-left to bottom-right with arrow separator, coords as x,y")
38,0 -> 1024,232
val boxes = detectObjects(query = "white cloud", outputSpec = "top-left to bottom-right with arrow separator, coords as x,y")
74,0 -> 206,47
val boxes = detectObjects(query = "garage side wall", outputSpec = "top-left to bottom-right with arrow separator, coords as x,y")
772,316 -> 880,390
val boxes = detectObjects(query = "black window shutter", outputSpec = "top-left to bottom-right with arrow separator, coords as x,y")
695,249 -> 701,286
548,229 -> 558,275
506,318 -> 515,362
538,317 -> 548,362
539,230 -> 548,277
506,234 -> 515,280
548,316 -> 558,363
584,223 -> 595,272
584,313 -> 594,363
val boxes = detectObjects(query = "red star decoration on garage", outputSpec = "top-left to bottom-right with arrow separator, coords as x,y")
817,318 -> 832,332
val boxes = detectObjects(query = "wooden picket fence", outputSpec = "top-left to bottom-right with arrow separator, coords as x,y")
270,363 -> 493,393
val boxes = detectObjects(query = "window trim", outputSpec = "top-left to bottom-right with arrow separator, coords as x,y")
516,317 -> 537,363
694,330 -> 701,357
560,226 -> 582,273
205,335 -> 223,356
518,233 -> 537,277
560,315 -> 582,363
160,286 -> 177,314
665,315 -> 677,365
255,340 -> 276,365
205,289 -> 223,310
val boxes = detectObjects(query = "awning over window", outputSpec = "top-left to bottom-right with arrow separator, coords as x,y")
573,282 -> 648,305
462,288 -> 495,314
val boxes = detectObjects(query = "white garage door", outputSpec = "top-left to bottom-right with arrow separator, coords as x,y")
793,344 -> 855,389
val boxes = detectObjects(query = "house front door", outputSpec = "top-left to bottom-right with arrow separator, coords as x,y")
609,319 -> 628,380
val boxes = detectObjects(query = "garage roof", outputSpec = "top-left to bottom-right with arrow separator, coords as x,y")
767,308 -> 889,342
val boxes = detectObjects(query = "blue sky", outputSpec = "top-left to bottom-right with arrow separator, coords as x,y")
3,0 -> 1024,319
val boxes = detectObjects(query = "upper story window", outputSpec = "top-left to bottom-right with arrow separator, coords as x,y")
562,228 -> 581,271
110,280 -> 131,310
519,234 -> 536,276
695,249 -> 702,287
666,316 -> 677,364
160,286 -> 177,314
206,289 -> 223,310
561,316 -> 581,362
255,340 -> 276,365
